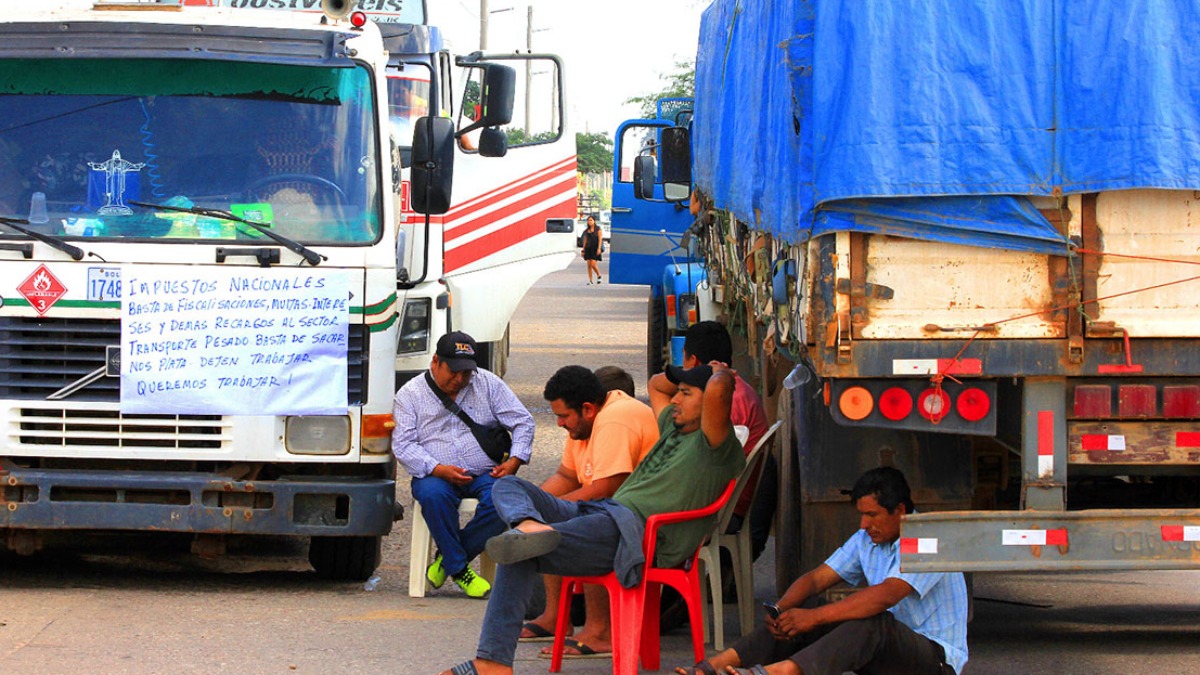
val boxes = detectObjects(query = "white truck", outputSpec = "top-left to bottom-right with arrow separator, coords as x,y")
0,0 -> 576,579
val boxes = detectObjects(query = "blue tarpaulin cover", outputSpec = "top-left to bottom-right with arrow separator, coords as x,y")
693,0 -> 1200,252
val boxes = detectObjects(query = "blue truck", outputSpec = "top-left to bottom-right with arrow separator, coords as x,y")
609,98 -> 713,374
638,1 -> 1200,587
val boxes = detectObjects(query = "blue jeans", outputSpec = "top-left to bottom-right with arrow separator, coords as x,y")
410,473 -> 505,577
476,476 -> 624,666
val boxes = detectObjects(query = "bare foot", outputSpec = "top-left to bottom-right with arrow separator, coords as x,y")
519,618 -> 564,640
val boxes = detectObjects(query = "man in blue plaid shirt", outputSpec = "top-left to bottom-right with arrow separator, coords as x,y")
677,466 -> 968,675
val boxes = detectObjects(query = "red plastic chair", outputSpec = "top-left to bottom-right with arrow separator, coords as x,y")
549,479 -> 737,674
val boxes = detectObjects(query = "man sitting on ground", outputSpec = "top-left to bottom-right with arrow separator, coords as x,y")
676,466 -> 968,675
438,363 -> 745,675
517,365 -> 659,658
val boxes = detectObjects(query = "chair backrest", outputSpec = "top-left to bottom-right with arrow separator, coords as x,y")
643,478 -> 737,568
714,419 -> 783,533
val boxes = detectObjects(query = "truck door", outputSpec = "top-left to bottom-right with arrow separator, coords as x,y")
609,119 -> 695,286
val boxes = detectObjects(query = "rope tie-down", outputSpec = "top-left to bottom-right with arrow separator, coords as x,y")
925,248 -> 1200,424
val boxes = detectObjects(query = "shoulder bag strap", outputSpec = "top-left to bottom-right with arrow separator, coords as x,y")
425,371 -> 505,464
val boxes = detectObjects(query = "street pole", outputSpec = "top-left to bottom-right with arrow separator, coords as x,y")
524,5 -> 532,135
480,0 -> 488,49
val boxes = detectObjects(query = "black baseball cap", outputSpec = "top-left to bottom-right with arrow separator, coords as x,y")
436,331 -> 479,372
665,364 -> 713,390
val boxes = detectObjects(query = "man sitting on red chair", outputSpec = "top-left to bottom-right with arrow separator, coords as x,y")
439,363 -> 746,675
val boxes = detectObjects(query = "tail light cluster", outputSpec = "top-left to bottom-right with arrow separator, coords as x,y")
1072,383 -> 1200,419
829,379 -> 997,435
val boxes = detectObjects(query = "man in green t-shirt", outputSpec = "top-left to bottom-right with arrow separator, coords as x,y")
439,364 -> 745,675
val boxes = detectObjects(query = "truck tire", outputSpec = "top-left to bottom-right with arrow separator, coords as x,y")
308,535 -> 381,581
476,324 -> 511,377
647,294 -> 668,376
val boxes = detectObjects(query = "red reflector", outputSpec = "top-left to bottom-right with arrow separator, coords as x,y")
1177,432 -> 1200,448
878,387 -> 913,421
1163,386 -> 1200,418
1118,384 -> 1156,418
350,11 -> 368,27
665,294 -> 676,317
917,388 -> 950,422
955,387 -> 991,422
1073,385 -> 1112,418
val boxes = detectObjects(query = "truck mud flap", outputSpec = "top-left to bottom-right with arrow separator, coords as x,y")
0,466 -> 394,537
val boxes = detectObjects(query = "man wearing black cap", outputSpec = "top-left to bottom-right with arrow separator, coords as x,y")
439,363 -> 745,675
392,331 -> 534,599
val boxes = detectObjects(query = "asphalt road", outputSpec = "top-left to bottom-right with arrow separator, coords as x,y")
2,258 -> 1198,674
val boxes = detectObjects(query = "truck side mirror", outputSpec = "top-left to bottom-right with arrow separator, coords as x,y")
411,116 -> 455,214
477,63 -> 515,127
478,127 -> 508,157
660,126 -> 691,202
633,155 -> 656,200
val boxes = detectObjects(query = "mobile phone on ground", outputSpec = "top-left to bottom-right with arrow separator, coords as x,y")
763,602 -> 781,619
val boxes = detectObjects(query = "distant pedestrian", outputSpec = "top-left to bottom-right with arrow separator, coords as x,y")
580,216 -> 604,285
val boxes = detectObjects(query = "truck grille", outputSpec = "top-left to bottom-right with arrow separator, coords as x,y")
15,408 -> 228,450
0,317 -> 368,405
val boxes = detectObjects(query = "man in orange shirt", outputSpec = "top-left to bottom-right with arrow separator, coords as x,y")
517,365 -> 659,658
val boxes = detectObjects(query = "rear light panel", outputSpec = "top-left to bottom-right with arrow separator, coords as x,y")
829,379 -> 997,435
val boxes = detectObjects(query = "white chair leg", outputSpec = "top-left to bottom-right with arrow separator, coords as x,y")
408,500 -> 430,597
708,545 -> 726,651
735,532 -> 755,634
458,499 -> 495,582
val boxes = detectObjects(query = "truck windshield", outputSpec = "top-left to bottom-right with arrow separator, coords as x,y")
0,58 -> 380,245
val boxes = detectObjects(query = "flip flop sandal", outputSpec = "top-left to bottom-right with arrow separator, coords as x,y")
485,528 -> 562,564
537,637 -> 612,660
518,621 -> 556,642
449,661 -> 480,675
674,661 -> 719,675
727,667 -> 769,675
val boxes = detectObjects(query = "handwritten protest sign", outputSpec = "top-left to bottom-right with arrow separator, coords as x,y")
120,266 -> 349,416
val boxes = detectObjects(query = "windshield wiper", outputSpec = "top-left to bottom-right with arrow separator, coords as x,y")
0,216 -> 85,260
129,201 -> 325,266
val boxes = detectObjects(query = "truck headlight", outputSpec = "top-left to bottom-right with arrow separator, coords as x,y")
397,298 -> 431,355
285,416 -> 351,455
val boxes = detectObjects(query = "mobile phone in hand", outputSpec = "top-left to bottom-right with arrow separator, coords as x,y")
763,602 -> 781,619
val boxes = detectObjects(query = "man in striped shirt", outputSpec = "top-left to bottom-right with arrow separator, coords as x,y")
392,331 -> 535,599
678,466 -> 968,675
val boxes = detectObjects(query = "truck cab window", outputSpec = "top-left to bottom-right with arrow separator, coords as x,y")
387,67 -> 433,149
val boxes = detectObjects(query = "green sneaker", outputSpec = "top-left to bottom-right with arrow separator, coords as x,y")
426,554 -> 447,589
453,567 -> 491,599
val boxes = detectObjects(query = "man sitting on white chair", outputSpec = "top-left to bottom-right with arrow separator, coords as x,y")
392,331 -> 534,598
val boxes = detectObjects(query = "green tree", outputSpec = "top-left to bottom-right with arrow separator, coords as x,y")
625,60 -> 695,119
575,131 -> 614,174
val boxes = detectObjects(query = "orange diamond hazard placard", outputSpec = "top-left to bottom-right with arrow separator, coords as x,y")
18,264 -> 67,316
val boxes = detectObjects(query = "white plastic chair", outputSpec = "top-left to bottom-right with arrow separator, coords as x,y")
407,498 -> 496,597
698,420 -> 783,649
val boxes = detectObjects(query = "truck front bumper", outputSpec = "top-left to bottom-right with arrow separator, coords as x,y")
0,464 -> 395,537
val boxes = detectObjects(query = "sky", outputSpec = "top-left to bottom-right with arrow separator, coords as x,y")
435,0 -> 708,137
